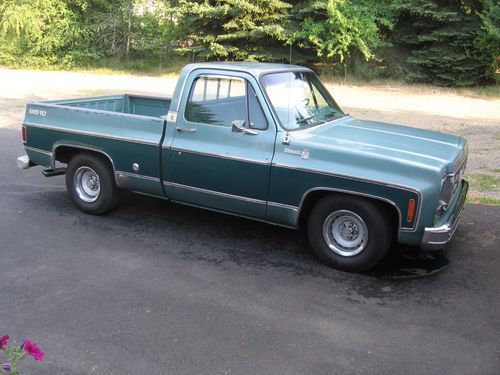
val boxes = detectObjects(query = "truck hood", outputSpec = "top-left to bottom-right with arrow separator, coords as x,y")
295,116 -> 467,174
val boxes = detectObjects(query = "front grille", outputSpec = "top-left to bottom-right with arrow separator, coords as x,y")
450,159 -> 467,203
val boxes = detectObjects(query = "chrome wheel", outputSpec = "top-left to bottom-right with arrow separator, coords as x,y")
322,210 -> 368,257
74,166 -> 100,203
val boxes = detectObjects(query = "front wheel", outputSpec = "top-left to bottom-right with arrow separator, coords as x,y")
65,153 -> 121,215
307,195 -> 393,272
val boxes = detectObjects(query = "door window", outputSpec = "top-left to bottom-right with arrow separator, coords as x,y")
185,74 -> 267,130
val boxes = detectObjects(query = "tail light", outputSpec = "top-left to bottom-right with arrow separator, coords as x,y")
22,125 -> 27,142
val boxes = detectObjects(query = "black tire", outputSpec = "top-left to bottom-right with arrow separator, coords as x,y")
65,153 -> 121,215
307,195 -> 392,272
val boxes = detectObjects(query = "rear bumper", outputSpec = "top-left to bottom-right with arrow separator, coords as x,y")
421,180 -> 468,251
17,155 -> 32,169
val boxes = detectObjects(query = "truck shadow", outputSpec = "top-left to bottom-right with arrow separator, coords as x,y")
28,186 -> 450,282
31,189 -> 488,305
112,193 -> 449,280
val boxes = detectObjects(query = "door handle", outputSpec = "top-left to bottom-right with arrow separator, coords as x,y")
176,127 -> 197,133
231,120 -> 257,135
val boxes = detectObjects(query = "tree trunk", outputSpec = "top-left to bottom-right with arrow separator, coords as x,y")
126,1 -> 132,58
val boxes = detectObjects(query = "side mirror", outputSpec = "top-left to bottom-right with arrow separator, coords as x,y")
231,120 -> 257,135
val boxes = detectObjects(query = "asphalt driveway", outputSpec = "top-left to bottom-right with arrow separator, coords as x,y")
1,128 -> 499,374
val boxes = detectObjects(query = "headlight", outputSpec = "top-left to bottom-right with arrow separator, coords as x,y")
436,160 -> 467,218
439,174 -> 454,210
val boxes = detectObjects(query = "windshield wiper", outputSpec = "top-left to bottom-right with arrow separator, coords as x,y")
324,111 -> 346,122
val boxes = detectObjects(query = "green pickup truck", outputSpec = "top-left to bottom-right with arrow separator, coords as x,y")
17,62 -> 468,272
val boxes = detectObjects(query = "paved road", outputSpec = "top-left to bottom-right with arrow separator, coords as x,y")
1,128 -> 499,374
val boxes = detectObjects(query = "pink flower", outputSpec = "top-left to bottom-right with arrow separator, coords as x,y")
0,336 -> 8,349
22,339 -> 44,361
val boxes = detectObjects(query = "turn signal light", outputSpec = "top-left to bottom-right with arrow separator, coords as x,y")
22,126 -> 27,142
407,199 -> 416,222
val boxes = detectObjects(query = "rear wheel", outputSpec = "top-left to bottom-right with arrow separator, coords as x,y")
307,195 -> 392,272
65,153 -> 121,215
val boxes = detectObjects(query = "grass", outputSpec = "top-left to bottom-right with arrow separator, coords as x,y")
467,173 -> 500,193
0,56 -> 188,77
3,58 -> 499,97
456,86 -> 500,98
467,194 -> 500,205
76,56 -> 187,77
465,173 -> 500,205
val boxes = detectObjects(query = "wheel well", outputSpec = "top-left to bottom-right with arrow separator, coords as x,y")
54,146 -> 114,171
298,191 -> 400,233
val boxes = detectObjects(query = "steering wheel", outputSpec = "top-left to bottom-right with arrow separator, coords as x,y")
294,98 -> 314,124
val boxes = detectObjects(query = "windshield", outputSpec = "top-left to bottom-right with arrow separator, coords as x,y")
261,71 -> 344,130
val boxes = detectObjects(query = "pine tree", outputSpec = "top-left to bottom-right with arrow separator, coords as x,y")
171,0 -> 292,61
393,0 -> 491,86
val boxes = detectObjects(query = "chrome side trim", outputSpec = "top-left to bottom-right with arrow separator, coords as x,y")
165,181 -> 267,205
170,147 -> 271,165
272,162 -> 422,231
24,146 -> 53,157
24,122 -> 160,146
30,102 -> 166,122
52,143 -> 115,169
115,171 -> 160,183
169,198 -> 296,230
51,143 -> 120,185
272,162 -> 421,194
267,201 -> 299,212
297,187 -> 410,234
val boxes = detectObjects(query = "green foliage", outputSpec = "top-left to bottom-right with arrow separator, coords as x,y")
0,0 -> 497,87
0,0 -> 78,67
477,0 -> 500,77
293,0 -> 396,64
171,0 -> 292,61
392,0 -> 496,86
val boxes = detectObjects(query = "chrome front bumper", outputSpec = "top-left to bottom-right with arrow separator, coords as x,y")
421,180 -> 469,251
17,155 -> 31,169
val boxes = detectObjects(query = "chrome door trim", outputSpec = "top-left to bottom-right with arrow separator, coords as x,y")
170,147 -> 271,166
24,146 -> 53,157
164,181 -> 267,205
267,201 -> 299,212
115,171 -> 161,183
24,122 -> 160,146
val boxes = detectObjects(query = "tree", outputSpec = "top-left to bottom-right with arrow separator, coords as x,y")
70,0 -> 166,59
292,0 -> 395,67
392,0 -> 494,86
0,0 -> 77,66
171,0 -> 292,61
477,0 -> 500,79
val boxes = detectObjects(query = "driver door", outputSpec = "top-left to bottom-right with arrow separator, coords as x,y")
168,70 -> 276,219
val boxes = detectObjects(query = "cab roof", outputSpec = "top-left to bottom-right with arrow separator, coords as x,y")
180,62 -> 312,79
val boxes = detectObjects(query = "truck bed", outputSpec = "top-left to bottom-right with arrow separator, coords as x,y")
23,94 -> 172,197
43,94 -> 171,118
